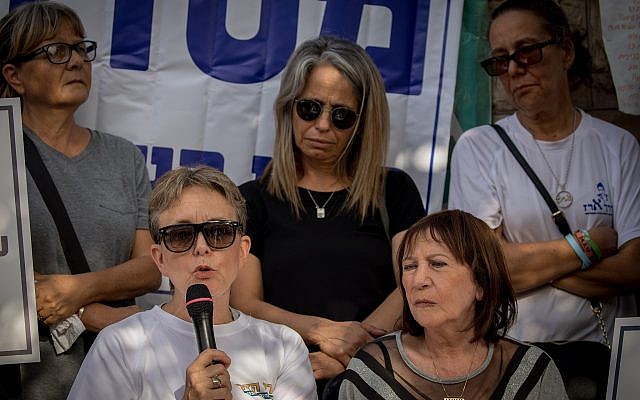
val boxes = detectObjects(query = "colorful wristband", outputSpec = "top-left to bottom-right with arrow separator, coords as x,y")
581,229 -> 602,261
575,230 -> 596,263
565,233 -> 592,270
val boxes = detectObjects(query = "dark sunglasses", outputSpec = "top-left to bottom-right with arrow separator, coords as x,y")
11,40 -> 97,65
480,38 -> 558,76
295,98 -> 359,130
158,220 -> 241,253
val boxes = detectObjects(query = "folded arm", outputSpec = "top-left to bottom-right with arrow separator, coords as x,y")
495,223 -> 624,301
552,237 -> 640,299
36,229 -> 161,329
499,235 -> 582,293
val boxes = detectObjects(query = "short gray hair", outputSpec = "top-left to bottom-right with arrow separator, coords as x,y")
148,166 -> 247,243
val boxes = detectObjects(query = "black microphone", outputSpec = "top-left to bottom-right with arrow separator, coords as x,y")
186,284 -> 218,356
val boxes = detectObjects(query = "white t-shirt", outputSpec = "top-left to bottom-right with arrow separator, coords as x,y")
449,110 -> 640,343
68,306 -> 318,399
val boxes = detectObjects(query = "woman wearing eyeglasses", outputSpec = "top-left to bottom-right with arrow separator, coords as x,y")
232,36 -> 425,394
449,0 -> 639,350
0,3 -> 160,399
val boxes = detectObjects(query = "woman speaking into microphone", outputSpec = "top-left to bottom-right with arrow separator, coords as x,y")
69,166 -> 317,400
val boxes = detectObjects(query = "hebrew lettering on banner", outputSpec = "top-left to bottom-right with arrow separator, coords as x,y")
4,0 -> 462,211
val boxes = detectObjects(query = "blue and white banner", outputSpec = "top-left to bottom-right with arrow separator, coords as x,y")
2,0 -> 462,212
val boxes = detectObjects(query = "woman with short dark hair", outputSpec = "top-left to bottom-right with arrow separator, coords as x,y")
339,210 -> 568,399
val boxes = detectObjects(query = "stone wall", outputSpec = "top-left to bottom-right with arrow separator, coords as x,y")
487,0 -> 640,140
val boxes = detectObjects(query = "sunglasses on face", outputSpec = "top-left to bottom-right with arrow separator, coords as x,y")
480,38 -> 558,76
158,220 -> 241,253
294,98 -> 359,130
11,40 -> 97,65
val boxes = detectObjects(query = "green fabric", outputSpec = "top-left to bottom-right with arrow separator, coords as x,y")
454,0 -> 492,131
444,0 -> 492,207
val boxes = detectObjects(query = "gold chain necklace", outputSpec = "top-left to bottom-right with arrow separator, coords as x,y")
431,341 -> 478,400
306,189 -> 336,219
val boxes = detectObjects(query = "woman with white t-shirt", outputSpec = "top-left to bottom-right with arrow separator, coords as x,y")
449,0 -> 640,345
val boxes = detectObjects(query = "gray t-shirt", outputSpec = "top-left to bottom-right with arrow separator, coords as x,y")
21,128 -> 151,400
25,128 -> 150,275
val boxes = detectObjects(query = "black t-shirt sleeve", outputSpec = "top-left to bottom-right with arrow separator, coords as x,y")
385,168 -> 426,236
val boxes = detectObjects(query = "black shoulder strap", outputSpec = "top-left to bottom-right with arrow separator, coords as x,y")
372,339 -> 394,372
491,124 -> 572,236
23,133 -> 91,275
491,125 -> 606,334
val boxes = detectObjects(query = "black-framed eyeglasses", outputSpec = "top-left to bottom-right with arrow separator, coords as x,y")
158,220 -> 242,253
480,38 -> 558,76
11,40 -> 97,65
294,98 -> 359,130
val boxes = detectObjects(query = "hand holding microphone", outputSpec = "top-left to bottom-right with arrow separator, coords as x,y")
183,349 -> 231,400
184,284 -> 232,399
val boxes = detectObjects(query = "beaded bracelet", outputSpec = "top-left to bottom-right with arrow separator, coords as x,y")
565,233 -> 592,270
575,230 -> 596,263
581,229 -> 602,261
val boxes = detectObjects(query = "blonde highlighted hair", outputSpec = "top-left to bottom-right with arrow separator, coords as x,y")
265,36 -> 390,221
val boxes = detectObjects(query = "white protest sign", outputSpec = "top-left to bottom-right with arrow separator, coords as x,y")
607,317 -> 640,399
0,97 -> 39,365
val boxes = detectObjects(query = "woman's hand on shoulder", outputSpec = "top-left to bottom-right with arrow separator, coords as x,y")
311,319 -> 373,367
361,322 -> 390,338
309,351 -> 345,380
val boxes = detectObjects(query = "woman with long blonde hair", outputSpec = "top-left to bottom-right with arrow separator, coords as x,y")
232,36 -> 425,395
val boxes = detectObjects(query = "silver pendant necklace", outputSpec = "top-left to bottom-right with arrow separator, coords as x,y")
528,110 -> 578,209
306,189 -> 336,219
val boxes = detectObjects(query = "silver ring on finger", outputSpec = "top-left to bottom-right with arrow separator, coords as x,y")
210,375 -> 223,389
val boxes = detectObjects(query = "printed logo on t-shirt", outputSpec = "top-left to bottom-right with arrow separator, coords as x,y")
582,182 -> 613,216
237,382 -> 274,399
